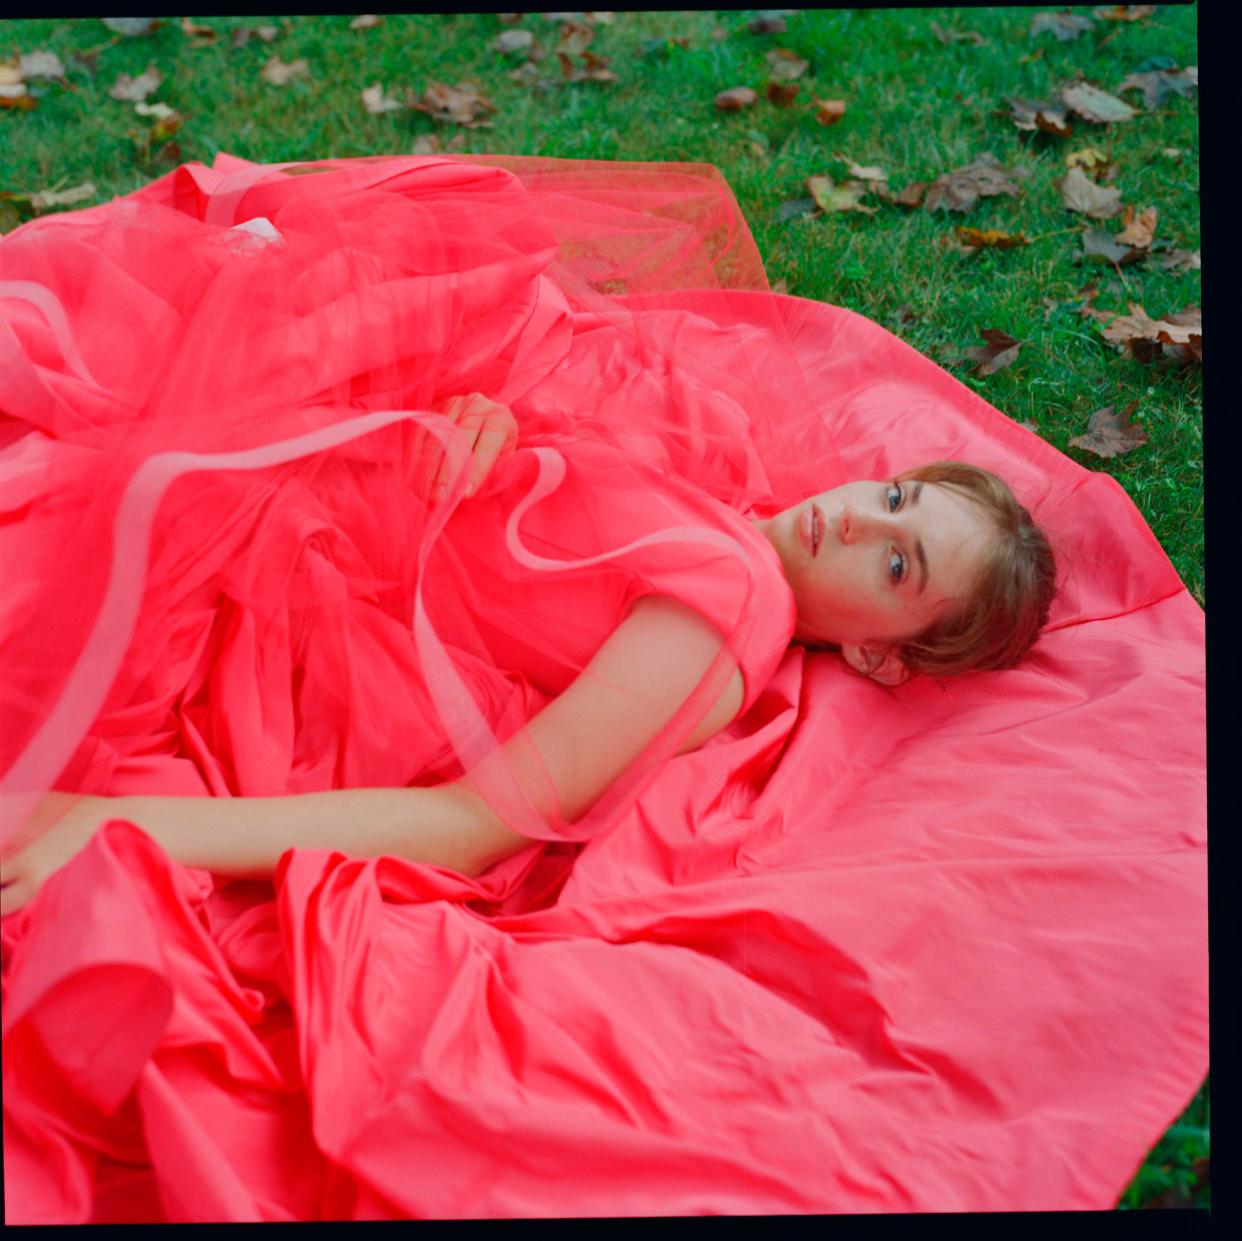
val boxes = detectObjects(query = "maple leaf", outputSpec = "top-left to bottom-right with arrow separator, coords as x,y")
813,98 -> 846,126
715,86 -> 757,111
1006,97 -> 1072,137
350,14 -> 383,30
1117,67 -> 1198,110
230,26 -> 280,49
180,17 -> 217,45
1099,303 -> 1201,363
101,18 -> 160,37
409,81 -> 496,126
1057,165 -> 1123,218
1080,229 -> 1144,266
806,175 -> 877,215
766,81 -> 799,107
260,57 -> 310,87
766,48 -> 808,81
556,21 -> 594,57
361,83 -> 404,114
1061,82 -> 1136,124
965,328 -> 1022,375
494,29 -> 535,55
109,65 -> 162,102
924,153 -> 1022,212
834,155 -> 887,183
888,181 -> 928,209
748,12 -> 794,34
1030,12 -> 1093,40
1116,205 -> 1157,248
1065,146 -> 1113,176
1069,401 -> 1147,457
1159,248 -> 1200,272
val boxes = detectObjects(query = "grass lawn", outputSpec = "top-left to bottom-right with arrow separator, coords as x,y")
1,7 -> 1205,1211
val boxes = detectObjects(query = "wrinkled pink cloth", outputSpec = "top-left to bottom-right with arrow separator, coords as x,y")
1,154 -> 1205,1220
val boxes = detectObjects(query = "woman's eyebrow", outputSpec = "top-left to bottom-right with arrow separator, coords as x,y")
909,482 -> 927,592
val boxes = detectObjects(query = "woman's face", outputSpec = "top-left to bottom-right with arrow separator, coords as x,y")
758,477 -> 996,654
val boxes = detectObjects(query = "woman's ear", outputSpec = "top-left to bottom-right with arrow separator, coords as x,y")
841,643 -> 910,687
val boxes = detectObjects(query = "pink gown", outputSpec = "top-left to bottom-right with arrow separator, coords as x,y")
0,154 -> 1206,1220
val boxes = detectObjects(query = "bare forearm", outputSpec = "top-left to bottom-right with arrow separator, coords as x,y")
112,782 -> 523,880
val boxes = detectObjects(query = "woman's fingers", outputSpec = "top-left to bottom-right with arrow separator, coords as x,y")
466,420 -> 518,496
423,394 -> 518,501
0,874 -> 29,918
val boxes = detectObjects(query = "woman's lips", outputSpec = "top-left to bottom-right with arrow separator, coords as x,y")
799,504 -> 820,556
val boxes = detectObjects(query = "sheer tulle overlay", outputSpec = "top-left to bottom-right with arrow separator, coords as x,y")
0,154 -> 1205,1220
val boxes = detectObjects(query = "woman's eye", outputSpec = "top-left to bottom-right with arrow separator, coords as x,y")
889,548 -> 907,583
886,482 -> 904,512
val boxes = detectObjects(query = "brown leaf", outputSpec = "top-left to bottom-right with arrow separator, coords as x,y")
1116,205 -> 1157,248
1057,165 -> 1124,219
135,101 -> 184,142
834,154 -> 887,183
0,90 -> 36,110
1093,5 -> 1156,21
1069,401 -> 1147,457
411,133 -> 442,154
1099,302 -> 1201,363
1159,248 -> 1200,272
890,181 -> 927,209
766,48 -> 808,81
361,83 -> 404,114
806,175 -> 877,215
260,57 -> 310,87
766,80 -> 799,107
748,12 -> 791,34
1030,12 -> 1093,40
556,21 -> 594,57
109,66 -> 163,102
930,22 -> 987,46
1117,67 -> 1198,110
230,25 -> 280,49
813,98 -> 846,126
350,14 -> 383,30
102,18 -> 161,37
955,226 -> 1029,250
180,17 -> 217,44
966,328 -> 1022,375
1061,82 -> 1136,124
924,153 -> 1021,212
1006,97 -> 1073,137
410,81 -> 497,126
715,86 -> 757,111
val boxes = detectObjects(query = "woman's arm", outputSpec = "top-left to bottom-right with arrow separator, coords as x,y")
1,597 -> 743,913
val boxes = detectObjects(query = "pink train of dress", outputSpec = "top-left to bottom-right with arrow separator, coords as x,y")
0,154 -> 1206,1220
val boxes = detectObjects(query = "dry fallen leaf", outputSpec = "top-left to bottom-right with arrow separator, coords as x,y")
1081,229 -> 1145,266
361,82 -> 404,114
19,51 -> 65,80
715,86 -> 757,111
834,155 -> 887,183
806,175 -> 877,215
1093,5 -> 1156,21
134,100 -> 176,120
924,153 -> 1022,212
350,14 -> 383,30
955,227 -> 1029,250
930,21 -> 987,45
1116,205 -> 1157,248
813,98 -> 846,126
180,17 -> 217,44
748,12 -> 791,34
1031,12 -> 1093,40
889,181 -> 928,209
1061,82 -> 1137,124
966,328 -> 1022,375
102,18 -> 161,37
556,21 -> 594,57
109,66 -> 163,102
1069,402 -> 1147,457
774,197 -> 817,222
766,48 -> 808,81
1099,302 -> 1201,363
1117,67 -> 1198,110
558,50 -> 618,83
27,181 -> 96,210
261,57 -> 310,87
1065,146 -> 1113,175
230,25 -> 280,49
1006,96 -> 1073,137
766,80 -> 799,107
409,80 -> 496,126
1159,248 -> 1200,272
494,29 -> 535,55
1057,165 -> 1123,218
411,133 -> 442,154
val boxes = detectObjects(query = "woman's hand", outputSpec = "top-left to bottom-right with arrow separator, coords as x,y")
418,393 -> 519,501
0,792 -> 117,917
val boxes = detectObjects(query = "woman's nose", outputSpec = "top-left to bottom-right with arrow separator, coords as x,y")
838,506 -> 890,544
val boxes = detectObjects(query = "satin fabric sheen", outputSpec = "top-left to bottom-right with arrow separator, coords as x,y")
0,154 -> 1205,1220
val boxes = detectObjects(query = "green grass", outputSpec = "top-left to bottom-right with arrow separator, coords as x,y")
1,9 -> 1205,1208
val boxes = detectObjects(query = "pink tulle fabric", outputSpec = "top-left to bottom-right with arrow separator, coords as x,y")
0,154 -> 1205,1220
